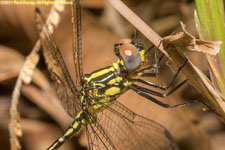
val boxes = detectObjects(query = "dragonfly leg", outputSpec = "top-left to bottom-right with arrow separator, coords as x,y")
137,45 -> 160,77
134,59 -> 188,91
131,80 -> 187,98
131,84 -> 194,108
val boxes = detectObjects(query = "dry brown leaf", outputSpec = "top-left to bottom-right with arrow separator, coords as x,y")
163,22 -> 221,55
82,0 -> 105,8
21,119 -> 72,150
21,84 -> 73,128
162,23 -> 225,122
0,45 -> 25,82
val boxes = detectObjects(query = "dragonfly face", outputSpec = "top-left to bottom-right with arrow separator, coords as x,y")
114,39 -> 145,73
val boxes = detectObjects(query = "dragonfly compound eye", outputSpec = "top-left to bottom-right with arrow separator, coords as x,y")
119,43 -> 142,71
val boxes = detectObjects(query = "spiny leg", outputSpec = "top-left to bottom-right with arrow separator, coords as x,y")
47,112 -> 85,150
131,79 -> 187,98
137,40 -> 167,77
133,59 -> 188,90
131,85 -> 194,108
131,57 -> 192,108
137,45 -> 160,77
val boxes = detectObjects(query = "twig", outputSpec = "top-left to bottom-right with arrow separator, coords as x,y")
106,0 -> 162,48
8,1 -> 66,149
9,41 -> 40,150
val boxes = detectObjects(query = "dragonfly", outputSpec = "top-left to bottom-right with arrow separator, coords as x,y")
35,0 -> 189,149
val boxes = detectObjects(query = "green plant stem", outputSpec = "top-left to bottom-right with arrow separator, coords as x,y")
195,0 -> 225,96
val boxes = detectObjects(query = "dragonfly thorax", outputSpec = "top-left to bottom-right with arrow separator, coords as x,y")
83,64 -> 130,113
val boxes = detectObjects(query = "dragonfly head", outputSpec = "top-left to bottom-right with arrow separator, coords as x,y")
114,39 -> 145,72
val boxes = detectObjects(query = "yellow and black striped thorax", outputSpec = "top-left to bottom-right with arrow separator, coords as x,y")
83,63 -> 130,106
114,39 -> 145,72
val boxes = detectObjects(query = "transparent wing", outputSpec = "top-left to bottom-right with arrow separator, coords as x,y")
87,101 -> 179,150
72,0 -> 83,89
35,8 -> 81,118
87,120 -> 117,150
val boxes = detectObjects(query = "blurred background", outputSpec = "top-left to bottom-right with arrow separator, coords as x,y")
0,0 -> 225,150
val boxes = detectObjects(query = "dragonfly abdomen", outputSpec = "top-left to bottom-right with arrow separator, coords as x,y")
47,111 -> 86,150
